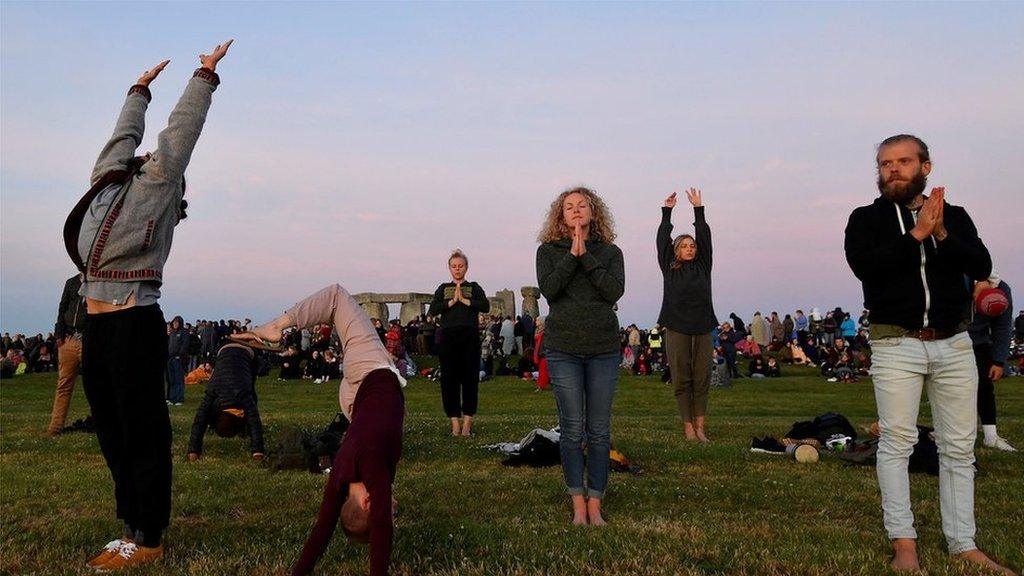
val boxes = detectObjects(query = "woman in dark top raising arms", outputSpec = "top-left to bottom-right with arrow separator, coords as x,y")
657,188 -> 718,442
428,249 -> 490,436
536,187 -> 624,526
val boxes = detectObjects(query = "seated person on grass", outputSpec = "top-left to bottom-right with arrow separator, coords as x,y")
231,283 -> 405,576
186,343 -> 265,461
185,362 -> 213,385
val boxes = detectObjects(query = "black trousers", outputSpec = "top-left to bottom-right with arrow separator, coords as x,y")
439,327 -> 480,417
82,304 -> 172,542
974,344 -> 997,425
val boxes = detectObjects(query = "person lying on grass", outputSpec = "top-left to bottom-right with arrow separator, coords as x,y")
186,342 -> 265,461
230,284 -> 405,576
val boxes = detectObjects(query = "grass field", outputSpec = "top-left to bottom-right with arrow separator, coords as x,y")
1,364 -> 1022,576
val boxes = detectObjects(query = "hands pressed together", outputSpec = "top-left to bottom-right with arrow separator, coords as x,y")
910,187 -> 948,242
135,39 -> 234,87
570,222 -> 588,257
449,281 -> 470,307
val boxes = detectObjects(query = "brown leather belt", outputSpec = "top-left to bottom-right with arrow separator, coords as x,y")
904,328 -> 958,341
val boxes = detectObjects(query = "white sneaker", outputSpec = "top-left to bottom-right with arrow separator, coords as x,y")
826,377 -> 838,382
983,436 -> 1017,452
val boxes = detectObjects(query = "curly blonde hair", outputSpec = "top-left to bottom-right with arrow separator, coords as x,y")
537,186 -> 617,244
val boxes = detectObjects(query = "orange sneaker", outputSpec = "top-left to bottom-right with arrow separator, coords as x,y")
95,542 -> 163,572
85,538 -> 132,569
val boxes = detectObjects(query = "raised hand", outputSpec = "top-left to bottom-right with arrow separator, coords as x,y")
664,192 -> 677,208
137,59 -> 170,87
199,39 -> 233,72
686,187 -> 703,207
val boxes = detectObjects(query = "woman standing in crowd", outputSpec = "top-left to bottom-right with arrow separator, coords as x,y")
428,250 -> 490,436
657,188 -> 718,443
536,187 -> 624,526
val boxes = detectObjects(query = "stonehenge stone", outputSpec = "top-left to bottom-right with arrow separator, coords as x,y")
400,294 -> 433,325
521,286 -> 540,319
359,301 -> 389,323
488,297 -> 507,319
495,289 -> 516,319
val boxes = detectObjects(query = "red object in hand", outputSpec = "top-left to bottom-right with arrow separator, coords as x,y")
976,287 -> 1009,317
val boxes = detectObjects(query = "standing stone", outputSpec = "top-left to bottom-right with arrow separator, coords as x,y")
495,289 -> 516,319
360,302 -> 389,323
521,286 -> 541,319
400,294 -> 433,325
488,297 -> 506,319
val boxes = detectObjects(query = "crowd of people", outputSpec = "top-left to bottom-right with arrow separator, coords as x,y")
5,40 -> 1019,576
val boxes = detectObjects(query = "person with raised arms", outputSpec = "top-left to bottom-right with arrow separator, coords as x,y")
657,187 -> 718,443
66,40 -> 232,572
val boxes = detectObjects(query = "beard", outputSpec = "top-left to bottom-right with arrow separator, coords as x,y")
877,170 -> 927,205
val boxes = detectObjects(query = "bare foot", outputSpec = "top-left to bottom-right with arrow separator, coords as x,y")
249,313 -> 293,343
571,495 -> 588,525
695,428 -> 710,443
891,538 -> 921,573
684,422 -> 698,441
586,498 -> 607,526
450,418 -> 460,436
955,549 -> 1016,576
461,415 -> 473,436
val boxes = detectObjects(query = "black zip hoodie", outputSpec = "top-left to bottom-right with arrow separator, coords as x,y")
844,195 -> 991,332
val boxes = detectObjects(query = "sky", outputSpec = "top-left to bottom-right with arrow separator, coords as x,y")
2,2 -> 1023,335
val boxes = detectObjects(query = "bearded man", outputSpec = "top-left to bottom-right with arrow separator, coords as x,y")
844,134 -> 1014,575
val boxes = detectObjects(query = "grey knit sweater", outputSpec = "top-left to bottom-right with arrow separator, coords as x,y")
80,68 -> 219,286
536,238 -> 624,355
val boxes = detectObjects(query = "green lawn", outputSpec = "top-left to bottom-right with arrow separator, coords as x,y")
2,365 -> 1022,576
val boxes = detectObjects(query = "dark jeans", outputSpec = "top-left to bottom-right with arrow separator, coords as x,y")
82,304 -> 172,544
974,344 -> 997,425
166,356 -> 185,404
439,326 -> 480,417
547,349 -> 619,499
722,346 -> 739,377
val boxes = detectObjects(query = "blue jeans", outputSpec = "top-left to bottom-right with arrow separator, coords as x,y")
166,357 -> 185,404
871,332 -> 978,554
547,349 -> 619,499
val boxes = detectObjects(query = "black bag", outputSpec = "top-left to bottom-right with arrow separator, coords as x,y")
502,430 -> 560,468
307,413 -> 349,472
813,412 -> 857,442
786,412 -> 857,444
267,426 -> 313,472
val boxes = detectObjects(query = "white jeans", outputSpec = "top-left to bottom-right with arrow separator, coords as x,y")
871,331 -> 978,554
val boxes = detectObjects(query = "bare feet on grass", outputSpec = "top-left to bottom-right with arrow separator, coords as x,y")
695,416 -> 710,443
955,549 -> 1017,576
684,422 -> 698,441
586,498 -> 607,526
891,538 -> 921,573
450,418 -> 460,436
460,415 -> 473,436
570,495 -> 587,525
